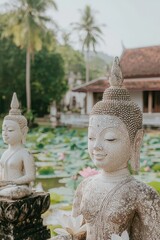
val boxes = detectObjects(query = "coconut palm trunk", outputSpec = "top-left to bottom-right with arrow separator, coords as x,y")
86,50 -> 90,83
72,5 -> 104,85
2,0 -> 58,112
26,47 -> 31,111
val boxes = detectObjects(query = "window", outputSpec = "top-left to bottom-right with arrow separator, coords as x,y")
143,91 -> 148,113
143,91 -> 160,113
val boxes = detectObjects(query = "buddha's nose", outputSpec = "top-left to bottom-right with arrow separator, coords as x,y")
2,130 -> 7,136
2,130 -> 6,135
93,142 -> 103,151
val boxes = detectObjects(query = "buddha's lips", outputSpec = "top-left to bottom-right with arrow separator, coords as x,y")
93,154 -> 107,160
3,136 -> 8,141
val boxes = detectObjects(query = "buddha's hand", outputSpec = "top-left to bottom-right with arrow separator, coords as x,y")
0,180 -> 15,187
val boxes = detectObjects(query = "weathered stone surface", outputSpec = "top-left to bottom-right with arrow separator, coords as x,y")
0,92 -> 36,200
0,192 -> 51,240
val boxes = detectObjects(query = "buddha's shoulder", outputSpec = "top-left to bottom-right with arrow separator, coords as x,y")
76,175 -> 98,192
19,148 -> 33,157
130,177 -> 160,199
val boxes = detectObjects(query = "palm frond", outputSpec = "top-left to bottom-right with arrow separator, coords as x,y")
71,4 -> 105,52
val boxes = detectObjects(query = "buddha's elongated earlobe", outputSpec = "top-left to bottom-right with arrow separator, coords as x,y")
130,129 -> 144,172
22,126 -> 28,144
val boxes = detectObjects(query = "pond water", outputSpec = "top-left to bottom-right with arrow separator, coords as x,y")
35,176 -> 64,192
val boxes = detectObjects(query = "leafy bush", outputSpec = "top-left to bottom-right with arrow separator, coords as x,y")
152,164 -> 160,172
38,166 -> 54,175
148,181 -> 160,194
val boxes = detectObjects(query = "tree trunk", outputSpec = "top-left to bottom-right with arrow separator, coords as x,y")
85,50 -> 90,114
86,50 -> 90,83
26,48 -> 31,111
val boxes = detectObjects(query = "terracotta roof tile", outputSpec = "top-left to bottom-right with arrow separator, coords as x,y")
120,46 -> 160,78
73,77 -> 160,92
73,46 -> 160,92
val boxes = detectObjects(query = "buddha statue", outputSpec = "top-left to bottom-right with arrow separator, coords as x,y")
71,57 -> 160,240
0,93 -> 35,199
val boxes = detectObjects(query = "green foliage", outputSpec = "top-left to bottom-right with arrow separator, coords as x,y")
24,110 -> 38,128
48,224 -> 62,237
1,0 -> 57,53
73,5 -> 104,52
31,48 -> 67,116
57,45 -> 86,80
152,164 -> 160,172
0,35 -> 26,113
50,187 -> 73,204
72,5 -> 105,82
0,31 -> 67,116
1,0 -> 58,110
50,192 -> 64,204
148,181 -> 160,194
89,54 -> 112,79
38,166 -> 55,175
26,127 -> 160,179
140,132 -> 160,169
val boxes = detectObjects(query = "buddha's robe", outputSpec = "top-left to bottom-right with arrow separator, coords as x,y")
72,175 -> 160,240
0,149 -> 35,199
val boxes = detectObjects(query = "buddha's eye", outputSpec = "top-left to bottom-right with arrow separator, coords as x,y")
89,137 -> 96,141
8,129 -> 14,132
105,139 -> 116,142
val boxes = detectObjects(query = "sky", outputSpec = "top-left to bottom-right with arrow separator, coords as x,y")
1,0 -> 160,57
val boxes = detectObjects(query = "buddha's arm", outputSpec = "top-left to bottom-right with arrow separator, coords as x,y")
72,185 -> 83,217
13,151 -> 35,185
136,185 -> 160,239
72,180 -> 88,240
72,178 -> 89,217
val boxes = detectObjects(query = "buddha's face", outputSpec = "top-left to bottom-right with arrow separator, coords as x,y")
2,120 -> 23,145
88,115 -> 132,172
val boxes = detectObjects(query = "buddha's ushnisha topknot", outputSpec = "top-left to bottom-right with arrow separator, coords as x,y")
4,93 -> 27,129
109,56 -> 123,88
9,92 -> 21,116
90,57 -> 143,142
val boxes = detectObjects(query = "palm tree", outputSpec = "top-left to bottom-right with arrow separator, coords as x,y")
72,5 -> 104,83
2,0 -> 57,111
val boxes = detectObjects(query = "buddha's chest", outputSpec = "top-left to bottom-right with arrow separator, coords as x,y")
1,153 -> 23,170
80,181 -> 136,226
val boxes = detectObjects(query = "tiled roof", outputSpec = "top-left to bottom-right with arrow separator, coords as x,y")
73,46 -> 160,92
72,77 -> 160,92
120,46 -> 160,78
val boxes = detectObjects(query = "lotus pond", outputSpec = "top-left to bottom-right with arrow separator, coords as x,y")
0,126 -> 160,235
0,126 -> 160,198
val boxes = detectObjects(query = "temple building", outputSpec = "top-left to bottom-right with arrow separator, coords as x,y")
72,46 -> 160,126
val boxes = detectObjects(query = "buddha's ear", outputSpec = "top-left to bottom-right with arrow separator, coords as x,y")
134,129 -> 144,151
130,129 -> 144,172
21,126 -> 28,144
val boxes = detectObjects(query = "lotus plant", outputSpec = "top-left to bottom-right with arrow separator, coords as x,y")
79,167 -> 99,178
54,214 -> 86,240
111,230 -> 129,240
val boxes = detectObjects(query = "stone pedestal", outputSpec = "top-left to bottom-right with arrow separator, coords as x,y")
0,192 -> 51,240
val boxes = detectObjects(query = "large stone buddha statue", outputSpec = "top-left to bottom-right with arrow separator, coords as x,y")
71,57 -> 160,240
0,93 -> 35,199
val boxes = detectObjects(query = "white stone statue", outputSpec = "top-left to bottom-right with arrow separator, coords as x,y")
0,93 -> 35,199
71,57 -> 160,240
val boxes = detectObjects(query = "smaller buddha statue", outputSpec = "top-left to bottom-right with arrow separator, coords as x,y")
0,93 -> 35,199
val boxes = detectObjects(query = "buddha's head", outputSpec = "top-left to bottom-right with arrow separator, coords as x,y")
88,57 -> 143,172
2,93 -> 28,145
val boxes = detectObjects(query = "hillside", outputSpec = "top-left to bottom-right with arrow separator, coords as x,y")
85,51 -> 114,79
